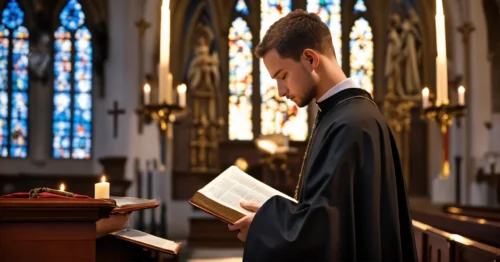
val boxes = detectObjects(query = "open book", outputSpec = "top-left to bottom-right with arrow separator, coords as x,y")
111,229 -> 182,255
189,165 -> 297,224
110,196 -> 159,214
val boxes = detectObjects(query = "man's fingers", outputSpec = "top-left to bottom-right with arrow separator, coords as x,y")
228,216 -> 247,231
240,201 -> 260,212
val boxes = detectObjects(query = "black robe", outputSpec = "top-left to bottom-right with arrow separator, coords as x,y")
243,88 -> 417,262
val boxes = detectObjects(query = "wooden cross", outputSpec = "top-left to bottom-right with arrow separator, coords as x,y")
107,100 -> 126,139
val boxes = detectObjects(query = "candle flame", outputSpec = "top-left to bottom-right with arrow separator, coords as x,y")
177,84 -> 187,93
458,85 -> 465,94
422,87 -> 429,96
59,183 -> 65,191
144,83 -> 151,93
101,175 -> 106,183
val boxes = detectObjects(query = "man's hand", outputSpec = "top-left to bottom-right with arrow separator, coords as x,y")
228,201 -> 261,242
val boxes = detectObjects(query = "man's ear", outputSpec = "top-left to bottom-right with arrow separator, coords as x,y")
302,49 -> 319,68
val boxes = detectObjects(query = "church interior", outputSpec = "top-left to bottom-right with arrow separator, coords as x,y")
0,0 -> 499,261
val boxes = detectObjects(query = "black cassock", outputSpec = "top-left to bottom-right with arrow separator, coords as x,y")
243,88 -> 418,262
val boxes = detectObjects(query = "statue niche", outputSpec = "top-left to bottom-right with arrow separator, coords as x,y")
186,24 -> 224,173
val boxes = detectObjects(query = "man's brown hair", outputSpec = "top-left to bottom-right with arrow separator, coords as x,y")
255,9 -> 336,61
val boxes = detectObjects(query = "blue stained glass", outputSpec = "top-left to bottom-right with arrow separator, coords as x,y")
235,0 -> 249,15
354,0 -> 367,13
0,0 -> 28,158
52,12 -> 93,159
1,0 -> 23,29
59,0 -> 86,31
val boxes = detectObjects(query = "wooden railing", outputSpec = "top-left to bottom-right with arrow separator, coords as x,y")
413,220 -> 500,262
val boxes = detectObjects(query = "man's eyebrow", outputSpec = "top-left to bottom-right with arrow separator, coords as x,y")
271,68 -> 284,79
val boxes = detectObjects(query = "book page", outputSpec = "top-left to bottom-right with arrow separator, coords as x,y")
112,229 -> 179,253
198,166 -> 298,215
111,196 -> 157,207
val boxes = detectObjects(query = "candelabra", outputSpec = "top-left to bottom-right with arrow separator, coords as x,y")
136,103 -> 185,133
421,89 -> 466,179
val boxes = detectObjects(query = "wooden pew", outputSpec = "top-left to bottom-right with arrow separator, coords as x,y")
412,220 -> 500,262
442,205 -> 500,223
412,208 -> 500,248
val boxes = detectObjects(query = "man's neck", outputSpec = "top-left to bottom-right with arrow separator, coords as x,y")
315,65 -> 347,101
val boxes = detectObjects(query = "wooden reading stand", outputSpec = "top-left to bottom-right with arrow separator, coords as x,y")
0,198 -> 177,262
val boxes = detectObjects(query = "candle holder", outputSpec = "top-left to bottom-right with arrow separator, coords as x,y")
135,103 -> 186,133
421,101 -> 466,179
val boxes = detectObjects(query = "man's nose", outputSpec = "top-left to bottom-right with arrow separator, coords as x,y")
277,83 -> 288,97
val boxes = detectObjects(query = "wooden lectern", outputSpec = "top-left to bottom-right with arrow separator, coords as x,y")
0,198 -> 177,262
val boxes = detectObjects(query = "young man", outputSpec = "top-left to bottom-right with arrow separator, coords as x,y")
228,9 -> 418,262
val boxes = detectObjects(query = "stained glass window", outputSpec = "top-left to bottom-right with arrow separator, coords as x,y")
306,0 -> 342,66
235,0 -> 249,15
260,0 -> 308,141
349,17 -> 373,97
52,0 -> 92,159
354,0 -> 367,13
0,0 -> 29,158
228,16 -> 253,140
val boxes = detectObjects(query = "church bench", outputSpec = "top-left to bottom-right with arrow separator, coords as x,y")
412,220 -> 500,262
411,208 -> 500,248
442,204 -> 500,222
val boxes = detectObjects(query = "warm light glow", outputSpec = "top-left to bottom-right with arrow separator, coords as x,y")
177,84 -> 187,93
144,83 -> 151,93
422,87 -> 429,96
422,87 -> 430,108
458,85 -> 465,94
234,158 -> 249,172
59,183 -> 65,191
101,175 -> 106,183
458,85 -> 465,105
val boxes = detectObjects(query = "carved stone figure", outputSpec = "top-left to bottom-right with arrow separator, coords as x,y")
384,13 -> 403,95
187,24 -> 223,172
400,9 -> 423,98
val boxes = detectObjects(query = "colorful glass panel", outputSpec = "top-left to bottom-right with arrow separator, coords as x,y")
52,0 -> 92,159
349,17 -> 373,96
0,0 -> 28,158
260,0 -> 308,141
354,0 -> 367,13
60,0 -> 85,31
235,0 -> 249,15
228,17 -> 253,140
306,0 -> 342,66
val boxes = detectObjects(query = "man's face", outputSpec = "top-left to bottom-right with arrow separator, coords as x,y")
262,49 -> 316,107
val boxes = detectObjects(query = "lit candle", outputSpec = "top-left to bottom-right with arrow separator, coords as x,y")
159,0 -> 171,103
177,83 -> 187,107
94,175 -> 110,199
422,87 -> 429,108
435,0 -> 448,105
458,85 -> 465,105
143,83 -> 151,105
59,183 -> 66,191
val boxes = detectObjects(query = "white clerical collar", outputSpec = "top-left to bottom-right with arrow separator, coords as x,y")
316,78 -> 359,111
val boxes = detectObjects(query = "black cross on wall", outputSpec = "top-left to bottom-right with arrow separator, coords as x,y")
107,100 -> 126,139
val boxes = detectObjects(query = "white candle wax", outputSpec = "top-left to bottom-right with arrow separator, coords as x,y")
95,175 -> 110,199
143,83 -> 151,105
435,0 -> 448,105
422,87 -> 429,108
458,85 -> 465,105
159,0 -> 171,104
177,84 -> 187,107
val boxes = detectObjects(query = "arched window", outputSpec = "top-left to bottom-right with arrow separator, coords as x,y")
260,0 -> 308,141
349,0 -> 373,96
0,0 -> 29,158
52,0 -> 93,159
228,0 -> 253,140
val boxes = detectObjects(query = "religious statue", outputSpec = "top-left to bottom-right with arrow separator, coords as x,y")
384,13 -> 403,95
186,24 -> 223,172
400,9 -> 423,98
384,9 -> 422,101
